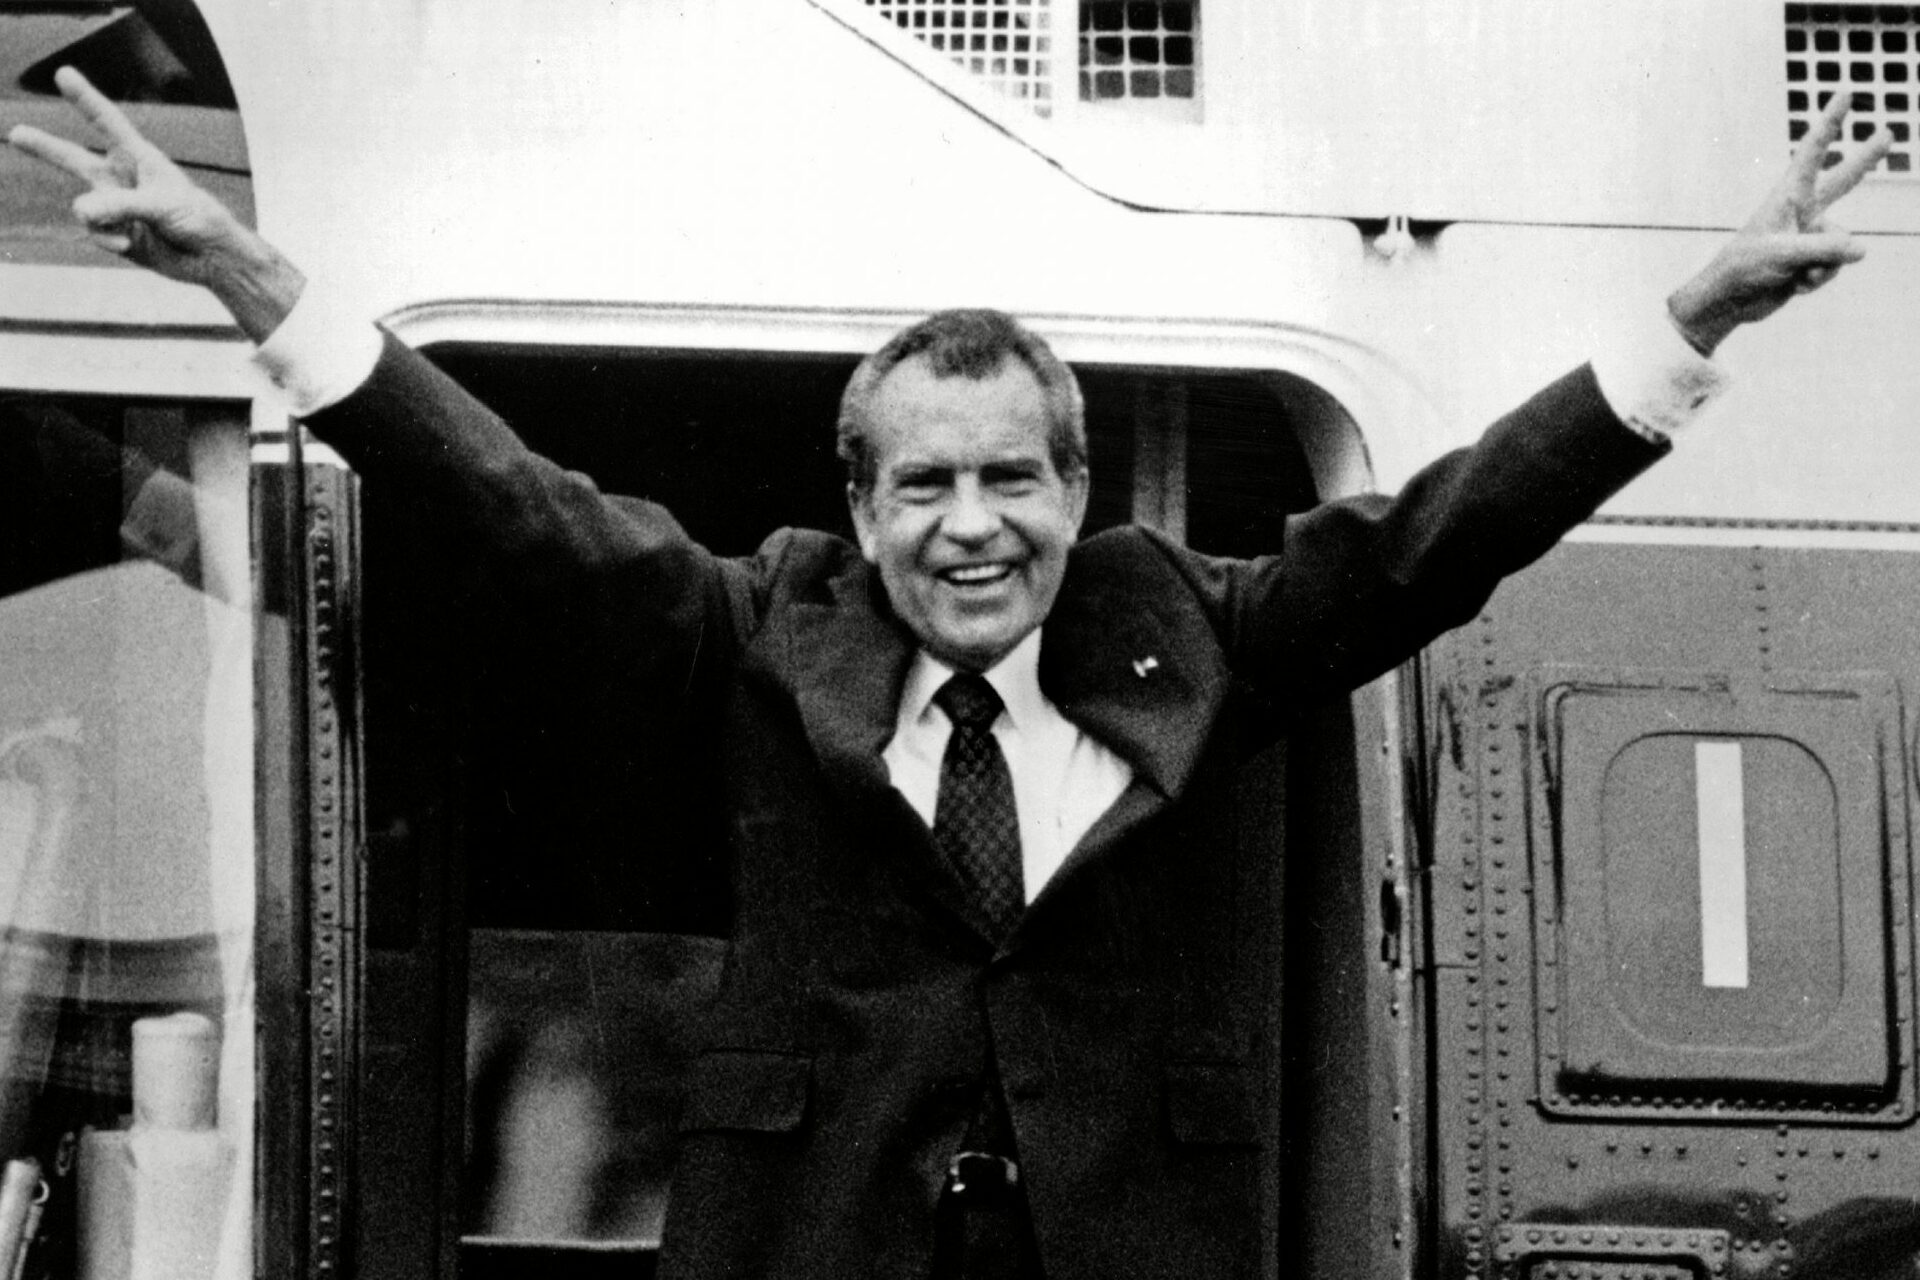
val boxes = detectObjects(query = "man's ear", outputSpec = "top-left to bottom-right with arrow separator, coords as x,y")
1065,466 -> 1090,536
849,483 -> 879,563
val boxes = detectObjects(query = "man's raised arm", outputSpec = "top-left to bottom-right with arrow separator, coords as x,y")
7,66 -> 305,342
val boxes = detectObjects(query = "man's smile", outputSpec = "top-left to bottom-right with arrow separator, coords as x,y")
938,562 -> 1017,588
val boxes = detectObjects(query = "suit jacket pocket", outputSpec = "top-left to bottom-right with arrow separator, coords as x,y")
1165,1060 -> 1260,1148
680,1048 -> 812,1135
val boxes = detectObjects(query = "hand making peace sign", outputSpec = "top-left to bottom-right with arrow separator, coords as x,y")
7,66 -> 305,340
1668,89 -> 1892,354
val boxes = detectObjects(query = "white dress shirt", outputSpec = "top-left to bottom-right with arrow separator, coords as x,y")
881,631 -> 1133,902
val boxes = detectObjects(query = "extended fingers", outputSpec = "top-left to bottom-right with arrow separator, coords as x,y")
7,67 -> 151,190
7,123 -> 109,184
1814,126 -> 1894,212
1790,89 -> 1855,188
53,66 -> 152,155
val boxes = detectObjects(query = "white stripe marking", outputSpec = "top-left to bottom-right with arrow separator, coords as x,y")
1694,741 -> 1750,989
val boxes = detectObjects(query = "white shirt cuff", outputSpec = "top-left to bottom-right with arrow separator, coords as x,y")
250,280 -> 384,418
1589,305 -> 1730,444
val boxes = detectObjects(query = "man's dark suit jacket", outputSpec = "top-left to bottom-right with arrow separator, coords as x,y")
309,336 -> 1665,1280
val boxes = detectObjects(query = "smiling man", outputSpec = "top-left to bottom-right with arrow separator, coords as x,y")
9,67 -> 1892,1280
843,313 -> 1128,938
845,315 -> 1089,677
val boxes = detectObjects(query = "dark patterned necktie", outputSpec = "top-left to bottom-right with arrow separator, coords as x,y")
932,674 -> 1024,939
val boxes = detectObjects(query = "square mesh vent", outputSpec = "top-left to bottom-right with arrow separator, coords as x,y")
1785,4 -> 1914,175
866,0 -> 1058,116
1080,0 -> 1196,104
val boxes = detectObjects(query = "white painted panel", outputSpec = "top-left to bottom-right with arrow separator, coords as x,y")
1695,740 -> 1750,990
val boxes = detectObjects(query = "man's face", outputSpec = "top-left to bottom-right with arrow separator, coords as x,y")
850,353 -> 1088,673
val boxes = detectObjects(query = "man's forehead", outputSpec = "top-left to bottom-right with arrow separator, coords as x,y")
876,428 -> 1052,471
868,361 -> 1054,467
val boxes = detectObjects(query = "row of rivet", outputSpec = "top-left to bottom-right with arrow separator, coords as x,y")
309,485 -> 346,1275
1482,614 -> 1521,1251
1461,615 -> 1498,1274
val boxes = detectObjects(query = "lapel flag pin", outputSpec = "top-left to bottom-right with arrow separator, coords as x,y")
1132,656 -> 1159,679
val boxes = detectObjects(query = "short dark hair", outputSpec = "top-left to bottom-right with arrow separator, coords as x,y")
837,309 -> 1087,495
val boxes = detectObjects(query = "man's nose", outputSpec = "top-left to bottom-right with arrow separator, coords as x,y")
940,477 -> 1001,543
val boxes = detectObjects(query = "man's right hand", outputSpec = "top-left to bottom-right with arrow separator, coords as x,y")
8,66 -> 305,342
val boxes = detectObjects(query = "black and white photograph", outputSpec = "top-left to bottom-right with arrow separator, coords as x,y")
1,3 -> 1918,1279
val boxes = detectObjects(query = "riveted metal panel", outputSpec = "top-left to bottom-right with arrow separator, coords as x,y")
1533,668 -> 1910,1120
1420,528 -> 1920,1280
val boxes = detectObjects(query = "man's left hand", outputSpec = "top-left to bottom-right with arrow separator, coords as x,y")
1668,90 -> 1891,355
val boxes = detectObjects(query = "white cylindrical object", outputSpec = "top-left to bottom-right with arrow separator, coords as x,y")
128,1131 -> 232,1280
131,1013 -> 218,1132
79,1012 -> 234,1280
79,1130 -> 234,1280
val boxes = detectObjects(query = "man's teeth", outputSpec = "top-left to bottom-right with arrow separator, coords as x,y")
946,564 -> 1008,584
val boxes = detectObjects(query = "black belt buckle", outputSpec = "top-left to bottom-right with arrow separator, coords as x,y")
944,1151 -> 1020,1208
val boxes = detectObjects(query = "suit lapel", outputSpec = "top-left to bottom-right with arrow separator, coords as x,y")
1040,535 -> 1228,799
767,558 -> 1006,941
1024,537 -> 1231,917
779,562 -> 909,800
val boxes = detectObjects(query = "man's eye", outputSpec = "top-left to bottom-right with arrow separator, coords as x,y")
985,470 -> 1041,493
893,475 -> 946,499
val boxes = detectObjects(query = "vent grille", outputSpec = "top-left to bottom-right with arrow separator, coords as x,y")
1079,0 -> 1196,105
866,0 -> 1058,116
1785,4 -> 1914,175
